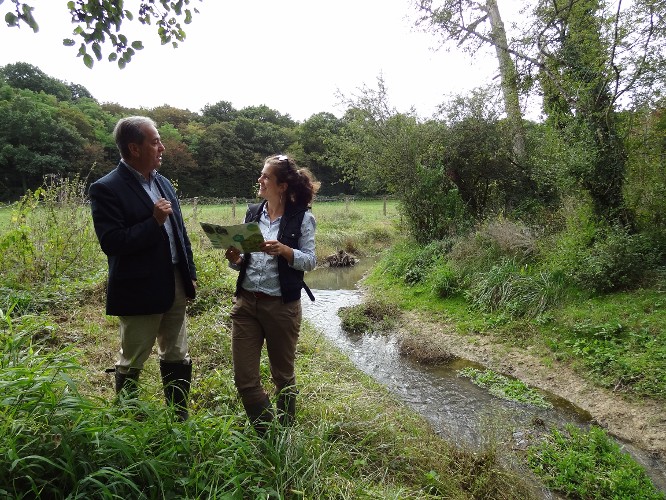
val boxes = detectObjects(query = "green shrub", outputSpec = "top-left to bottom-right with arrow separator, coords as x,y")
449,218 -> 537,286
428,262 -> 460,298
338,299 -> 400,335
466,260 -> 565,317
399,165 -> 471,243
572,226 -> 657,293
541,197 -> 660,293
374,239 -> 450,286
0,175 -> 105,313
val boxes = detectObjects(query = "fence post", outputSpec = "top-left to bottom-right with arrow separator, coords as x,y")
193,197 -> 198,221
383,196 -> 387,216
232,197 -> 236,220
345,195 -> 350,213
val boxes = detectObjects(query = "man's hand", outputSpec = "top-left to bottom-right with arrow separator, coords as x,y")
153,197 -> 172,225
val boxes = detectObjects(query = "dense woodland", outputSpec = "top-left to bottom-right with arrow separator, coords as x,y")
0,61 -> 355,200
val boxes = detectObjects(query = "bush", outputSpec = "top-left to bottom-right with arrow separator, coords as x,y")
449,218 -> 538,287
399,165 -> 471,243
374,239 -> 450,286
572,226 -> 657,293
0,176 -> 104,309
338,299 -> 399,335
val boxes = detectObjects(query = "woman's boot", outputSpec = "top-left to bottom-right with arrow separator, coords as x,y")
276,385 -> 297,427
114,368 -> 140,399
243,395 -> 274,436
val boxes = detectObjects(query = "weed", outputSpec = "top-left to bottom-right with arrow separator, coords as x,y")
527,424 -> 664,499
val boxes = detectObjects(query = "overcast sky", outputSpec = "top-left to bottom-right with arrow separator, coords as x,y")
0,0 -> 513,122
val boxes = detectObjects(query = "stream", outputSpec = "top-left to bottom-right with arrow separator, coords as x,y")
302,259 -> 666,495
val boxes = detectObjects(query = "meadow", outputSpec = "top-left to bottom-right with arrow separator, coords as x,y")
0,187 -> 543,499
1,181 -> 663,499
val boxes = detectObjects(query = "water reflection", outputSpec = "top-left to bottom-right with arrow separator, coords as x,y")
306,257 -> 378,291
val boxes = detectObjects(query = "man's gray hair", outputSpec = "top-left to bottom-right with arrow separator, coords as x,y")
114,116 -> 157,159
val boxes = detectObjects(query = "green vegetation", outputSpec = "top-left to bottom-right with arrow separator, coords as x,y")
2,7 -> 665,490
357,232 -> 665,498
528,425 -> 664,500
0,186 -> 540,498
364,226 -> 666,403
338,299 -> 400,335
457,367 -> 552,409
2,306 -> 539,498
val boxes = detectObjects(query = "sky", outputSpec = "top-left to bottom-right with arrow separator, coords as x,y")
0,0 -> 511,122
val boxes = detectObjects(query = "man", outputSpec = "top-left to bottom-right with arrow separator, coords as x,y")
89,116 -> 197,421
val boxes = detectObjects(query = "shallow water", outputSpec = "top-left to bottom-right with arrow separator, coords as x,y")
303,262 -> 666,494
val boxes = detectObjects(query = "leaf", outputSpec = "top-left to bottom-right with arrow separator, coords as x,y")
92,42 -> 102,61
5,12 -> 18,27
62,38 -> 76,47
131,40 -> 144,50
83,53 -> 94,69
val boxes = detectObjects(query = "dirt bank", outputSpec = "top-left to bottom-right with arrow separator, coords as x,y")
396,310 -> 666,460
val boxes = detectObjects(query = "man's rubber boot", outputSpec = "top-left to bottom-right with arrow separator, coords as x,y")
160,359 -> 192,421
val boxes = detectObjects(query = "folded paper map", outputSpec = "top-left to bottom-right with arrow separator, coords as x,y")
200,222 -> 265,253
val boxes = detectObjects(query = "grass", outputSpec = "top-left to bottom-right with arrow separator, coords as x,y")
365,239 -> 666,403
0,280 -> 539,498
2,188 -> 664,498
0,205 -> 11,226
527,425 -> 664,499
0,195 -> 542,498
189,198 -> 401,262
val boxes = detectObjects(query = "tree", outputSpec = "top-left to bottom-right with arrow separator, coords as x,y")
415,0 -> 527,160
157,124 -> 199,196
3,1 -> 201,68
295,112 -> 352,196
417,0 -> 666,224
201,101 -> 237,124
438,88 -> 516,217
0,91 -> 85,197
535,0 -> 632,223
147,105 -> 199,132
0,62 -> 73,101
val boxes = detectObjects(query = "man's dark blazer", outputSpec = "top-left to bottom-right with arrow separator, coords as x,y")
89,162 -> 197,316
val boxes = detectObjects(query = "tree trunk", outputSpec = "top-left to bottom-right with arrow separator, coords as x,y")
486,0 -> 526,161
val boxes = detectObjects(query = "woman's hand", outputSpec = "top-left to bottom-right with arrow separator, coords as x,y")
260,240 -> 283,257
261,240 -> 295,264
225,246 -> 243,265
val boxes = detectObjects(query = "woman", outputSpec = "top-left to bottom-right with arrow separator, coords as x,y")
224,154 -> 320,434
